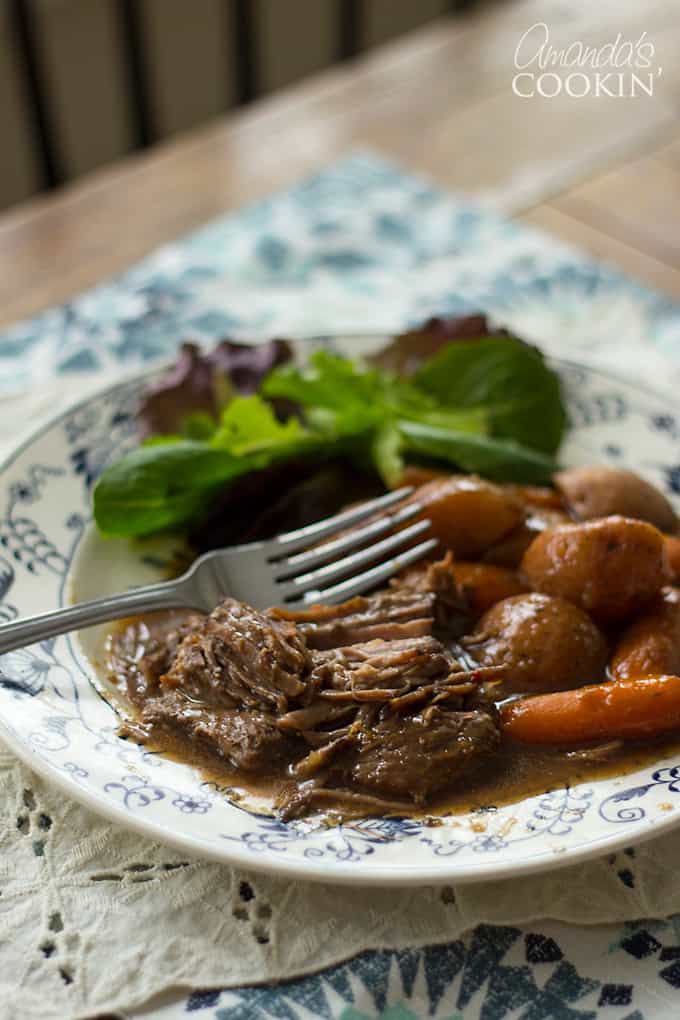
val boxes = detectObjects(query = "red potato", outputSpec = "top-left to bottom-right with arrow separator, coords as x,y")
501,674 -> 680,744
483,507 -> 571,568
555,466 -> 678,533
464,593 -> 608,696
405,476 -> 524,560
399,475 -> 563,512
502,484 -> 565,511
397,473 -> 566,567
610,588 -> 680,680
521,516 -> 671,621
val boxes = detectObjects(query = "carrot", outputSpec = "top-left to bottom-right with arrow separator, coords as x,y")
664,534 -> 680,582
500,674 -> 680,744
450,561 -> 527,615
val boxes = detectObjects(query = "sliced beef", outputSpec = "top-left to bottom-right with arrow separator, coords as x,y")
123,690 -> 295,772
277,701 -> 354,733
160,598 -> 311,713
310,635 -> 456,692
273,589 -> 444,650
271,555 -> 466,650
349,707 -> 499,802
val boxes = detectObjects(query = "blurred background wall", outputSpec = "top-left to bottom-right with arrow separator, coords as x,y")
0,0 -> 463,211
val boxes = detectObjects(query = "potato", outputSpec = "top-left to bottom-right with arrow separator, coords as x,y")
502,484 -> 565,511
464,593 -> 608,695
555,466 -> 677,533
610,588 -> 680,680
409,476 -> 524,559
521,515 -> 671,621
482,507 -> 571,568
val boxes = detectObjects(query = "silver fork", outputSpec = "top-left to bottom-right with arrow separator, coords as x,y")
0,487 -> 435,654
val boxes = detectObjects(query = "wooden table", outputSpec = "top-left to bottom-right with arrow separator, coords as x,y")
1,0 -> 679,330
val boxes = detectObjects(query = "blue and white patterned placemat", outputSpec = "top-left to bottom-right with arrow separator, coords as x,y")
2,152 -> 680,392
4,151 -> 680,1019
139,915 -> 680,1020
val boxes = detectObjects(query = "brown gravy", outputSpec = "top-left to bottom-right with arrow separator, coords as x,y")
104,611 -> 680,821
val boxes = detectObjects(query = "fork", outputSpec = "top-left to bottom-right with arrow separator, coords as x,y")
0,487 -> 435,654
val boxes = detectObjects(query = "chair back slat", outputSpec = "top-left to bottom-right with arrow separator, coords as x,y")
0,0 -> 474,210
8,0 -> 61,188
338,0 -> 360,60
233,0 -> 256,104
116,0 -> 155,148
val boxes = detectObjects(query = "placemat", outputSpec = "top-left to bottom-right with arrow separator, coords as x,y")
2,152 -> 680,1020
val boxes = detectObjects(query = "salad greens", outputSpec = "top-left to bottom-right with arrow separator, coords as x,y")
414,337 -> 566,455
94,397 -> 329,536
93,330 -> 566,538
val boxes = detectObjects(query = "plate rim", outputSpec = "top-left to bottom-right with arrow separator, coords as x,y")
2,343 -> 680,886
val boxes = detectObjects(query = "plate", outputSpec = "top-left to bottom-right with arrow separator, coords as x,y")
2,335 -> 680,887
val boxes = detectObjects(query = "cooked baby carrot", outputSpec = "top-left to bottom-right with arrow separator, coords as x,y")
449,561 -> 528,615
500,674 -> 680,744
664,534 -> 680,582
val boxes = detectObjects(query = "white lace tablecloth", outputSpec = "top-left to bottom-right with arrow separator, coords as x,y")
3,153 -> 680,1020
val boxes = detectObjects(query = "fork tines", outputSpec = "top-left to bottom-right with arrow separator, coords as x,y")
267,487 -> 435,606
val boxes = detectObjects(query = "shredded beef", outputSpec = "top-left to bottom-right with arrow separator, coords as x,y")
111,614 -> 204,704
390,552 -> 469,634
112,561 -> 500,818
309,636 -> 455,692
349,707 -> 499,801
159,598 -> 311,712
272,590 -> 441,650
122,691 -> 295,771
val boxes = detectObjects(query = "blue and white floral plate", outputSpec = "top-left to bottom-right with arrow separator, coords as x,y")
2,334 -> 680,886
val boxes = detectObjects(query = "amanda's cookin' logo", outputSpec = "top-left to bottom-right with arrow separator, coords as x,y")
512,22 -> 663,98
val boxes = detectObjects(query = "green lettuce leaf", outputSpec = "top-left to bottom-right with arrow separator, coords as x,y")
399,421 -> 557,484
94,397 -> 329,536
94,337 -> 567,538
211,395 -> 310,455
93,442 -> 250,536
415,337 -> 566,455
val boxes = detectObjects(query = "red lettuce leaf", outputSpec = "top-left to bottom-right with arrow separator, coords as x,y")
370,314 -> 509,376
138,339 -> 292,438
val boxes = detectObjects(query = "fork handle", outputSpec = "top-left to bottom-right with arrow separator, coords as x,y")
0,579 -> 191,655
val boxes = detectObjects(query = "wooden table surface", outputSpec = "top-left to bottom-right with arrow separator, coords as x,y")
1,0 -> 679,330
